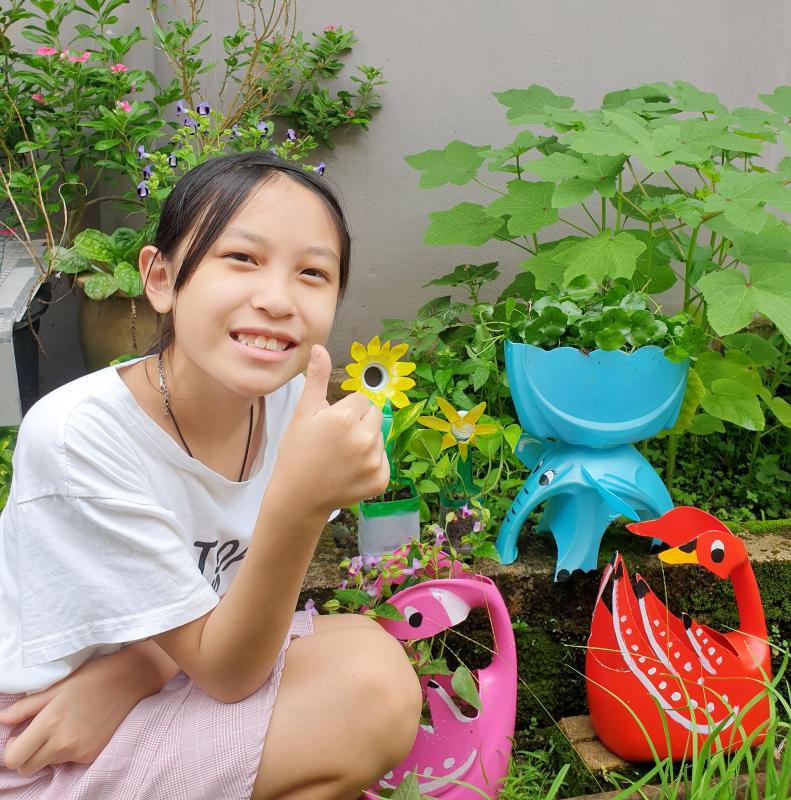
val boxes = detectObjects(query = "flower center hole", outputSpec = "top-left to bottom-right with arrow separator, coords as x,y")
362,364 -> 389,392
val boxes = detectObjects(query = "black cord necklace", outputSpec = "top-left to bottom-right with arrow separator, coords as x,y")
157,353 -> 254,482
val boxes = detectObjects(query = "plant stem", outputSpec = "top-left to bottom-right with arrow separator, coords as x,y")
664,434 -> 678,494
683,225 -> 700,313
581,201 -> 601,232
557,216 -> 594,236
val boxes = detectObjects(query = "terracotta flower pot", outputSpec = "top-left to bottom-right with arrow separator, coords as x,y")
75,274 -> 160,371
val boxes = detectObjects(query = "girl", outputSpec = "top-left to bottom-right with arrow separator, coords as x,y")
0,152 -> 422,799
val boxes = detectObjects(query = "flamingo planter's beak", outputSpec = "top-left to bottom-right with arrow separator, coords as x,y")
659,541 -> 699,565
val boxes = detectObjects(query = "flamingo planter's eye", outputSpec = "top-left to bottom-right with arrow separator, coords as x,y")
710,539 -> 725,564
538,469 -> 556,487
405,606 -> 423,627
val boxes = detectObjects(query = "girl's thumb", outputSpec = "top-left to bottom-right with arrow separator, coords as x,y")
297,344 -> 331,414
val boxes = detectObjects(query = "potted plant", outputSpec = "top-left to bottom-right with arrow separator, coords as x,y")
339,335 -> 426,557
404,81 -> 791,573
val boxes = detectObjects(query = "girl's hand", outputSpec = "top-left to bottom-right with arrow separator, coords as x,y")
273,345 -> 390,516
0,643 -> 177,776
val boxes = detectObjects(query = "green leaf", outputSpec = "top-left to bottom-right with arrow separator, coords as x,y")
83,273 -> 120,300
700,378 -> 765,431
390,772 -> 422,800
723,332 -> 781,366
670,81 -> 728,115
113,262 -> 143,297
493,85 -> 575,125
405,140 -> 490,188
486,180 -> 558,236
487,130 -> 545,172
425,262 -> 499,288
48,247 -> 91,275
369,603 -> 404,621
658,369 -> 705,437
497,271 -> 536,302
526,152 -> 625,207
697,262 -> 791,342
451,665 -> 481,711
424,203 -> 502,246
688,413 -> 726,435
702,170 -> 791,234
767,396 -> 791,428
417,479 -> 440,494
333,588 -> 373,607
74,228 -> 115,262
554,230 -> 646,284
408,429 -> 443,460
391,400 -> 427,440
759,86 -> 791,117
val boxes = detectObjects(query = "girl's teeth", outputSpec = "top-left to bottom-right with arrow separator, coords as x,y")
237,334 -> 288,351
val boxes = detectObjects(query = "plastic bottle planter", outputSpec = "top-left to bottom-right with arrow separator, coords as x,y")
496,343 -> 689,580
365,576 -> 517,798
357,482 -> 421,558
586,507 -> 771,761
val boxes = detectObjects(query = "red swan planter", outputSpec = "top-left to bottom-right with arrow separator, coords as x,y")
365,575 -> 517,798
586,506 -> 771,762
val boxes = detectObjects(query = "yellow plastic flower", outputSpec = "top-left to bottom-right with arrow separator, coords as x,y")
341,336 -> 416,408
418,398 -> 498,460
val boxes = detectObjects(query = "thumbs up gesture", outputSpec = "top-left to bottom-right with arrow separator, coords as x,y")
272,345 -> 390,517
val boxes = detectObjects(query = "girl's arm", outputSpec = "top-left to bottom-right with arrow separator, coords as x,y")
154,347 -> 389,704
0,640 -> 179,775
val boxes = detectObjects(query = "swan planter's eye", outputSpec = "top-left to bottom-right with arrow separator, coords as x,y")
538,469 -> 556,487
404,606 -> 423,628
710,539 -> 725,564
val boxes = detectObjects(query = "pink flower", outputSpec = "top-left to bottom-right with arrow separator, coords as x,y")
31,93 -> 45,103
347,555 -> 363,576
35,47 -> 58,56
473,520 -> 482,533
304,598 -> 318,616
110,63 -> 128,73
324,25 -> 337,31
345,108 -> 354,118
68,51 -> 90,63
116,100 -> 132,112
459,504 -> 473,519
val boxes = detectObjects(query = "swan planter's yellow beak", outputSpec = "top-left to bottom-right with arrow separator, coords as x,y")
658,541 -> 699,565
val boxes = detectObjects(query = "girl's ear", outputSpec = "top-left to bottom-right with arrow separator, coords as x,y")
140,245 -> 174,314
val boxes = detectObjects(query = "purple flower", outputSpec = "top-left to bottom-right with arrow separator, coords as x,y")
136,144 -> 148,160
363,553 -> 379,569
136,180 -> 149,198
459,504 -> 473,519
364,582 -> 380,598
339,579 -> 347,590
316,161 -> 326,175
231,123 -> 240,138
196,100 -> 210,115
348,555 -> 363,576
286,128 -> 296,141
304,598 -> 318,616
473,520 -> 482,533
256,120 -> 269,135
430,524 -> 445,546
183,116 -> 197,133
176,99 -> 186,115
168,153 -> 177,168
142,163 -> 153,179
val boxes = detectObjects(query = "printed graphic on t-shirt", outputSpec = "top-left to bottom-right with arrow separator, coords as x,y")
194,539 -> 247,592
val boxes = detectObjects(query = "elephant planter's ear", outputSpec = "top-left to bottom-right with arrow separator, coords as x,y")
580,467 -> 639,521
515,434 -> 549,469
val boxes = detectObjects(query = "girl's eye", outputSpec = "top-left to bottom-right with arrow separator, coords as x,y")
302,267 -> 329,281
226,252 -> 253,263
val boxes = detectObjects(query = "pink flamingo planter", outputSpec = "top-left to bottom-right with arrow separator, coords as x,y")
366,576 -> 517,798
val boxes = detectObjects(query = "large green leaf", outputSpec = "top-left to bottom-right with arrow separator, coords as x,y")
74,228 -> 114,263
113,262 -> 143,297
688,414 -> 726,435
700,378 -> 765,431
759,86 -> 791,117
658,369 -> 705,437
486,180 -> 558,236
525,152 -> 625,209
669,81 -> 728,115
553,230 -> 646,284
767,396 -> 791,428
424,203 -> 502,246
712,217 -> 791,267
697,262 -> 791,342
702,170 -> 791,234
83,273 -> 119,300
493,85 -> 575,125
405,140 -> 490,188
723,332 -> 781,366
487,130 -> 545,172
520,238 -> 582,290
451,665 -> 481,711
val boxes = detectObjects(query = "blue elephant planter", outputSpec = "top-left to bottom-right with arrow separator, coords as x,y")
496,343 -> 689,580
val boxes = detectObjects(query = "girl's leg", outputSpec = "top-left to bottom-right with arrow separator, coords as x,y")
252,614 -> 422,800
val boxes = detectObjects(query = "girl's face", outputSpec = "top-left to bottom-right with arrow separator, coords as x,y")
163,174 -> 342,398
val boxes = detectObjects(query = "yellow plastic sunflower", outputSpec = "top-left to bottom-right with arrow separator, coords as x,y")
341,336 -> 416,408
418,398 -> 498,460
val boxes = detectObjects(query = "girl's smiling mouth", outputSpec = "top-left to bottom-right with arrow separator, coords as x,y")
230,330 -> 298,357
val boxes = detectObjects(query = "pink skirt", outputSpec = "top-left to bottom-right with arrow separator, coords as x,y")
0,611 -> 314,800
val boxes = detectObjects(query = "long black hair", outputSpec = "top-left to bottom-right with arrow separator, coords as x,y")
148,151 -> 351,351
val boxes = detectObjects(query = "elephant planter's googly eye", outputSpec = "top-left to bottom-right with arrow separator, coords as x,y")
538,469 -> 556,487
361,363 -> 389,393
710,539 -> 725,564
405,606 -> 423,627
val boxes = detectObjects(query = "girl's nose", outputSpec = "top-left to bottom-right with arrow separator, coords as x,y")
250,273 -> 296,318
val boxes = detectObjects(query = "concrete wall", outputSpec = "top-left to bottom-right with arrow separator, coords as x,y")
30,0 -> 791,391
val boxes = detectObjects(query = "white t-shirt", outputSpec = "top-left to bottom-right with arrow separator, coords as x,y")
0,359 -> 305,693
